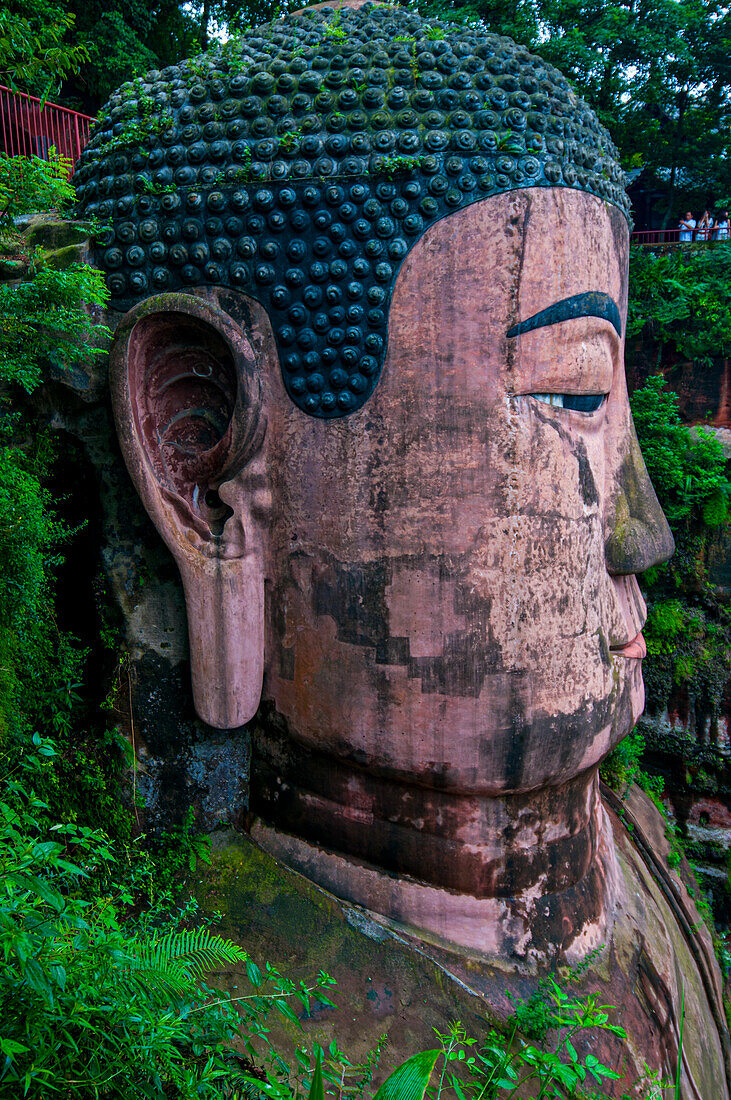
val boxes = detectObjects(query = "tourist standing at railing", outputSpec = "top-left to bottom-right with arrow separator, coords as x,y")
714,211 -> 729,240
679,211 -> 696,241
696,209 -> 713,241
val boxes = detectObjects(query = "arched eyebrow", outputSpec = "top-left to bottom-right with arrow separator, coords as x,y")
507,292 -> 622,339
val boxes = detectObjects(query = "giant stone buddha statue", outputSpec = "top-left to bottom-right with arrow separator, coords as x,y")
74,3 -> 731,1092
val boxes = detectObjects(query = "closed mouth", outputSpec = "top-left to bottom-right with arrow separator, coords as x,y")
610,631 -> 646,659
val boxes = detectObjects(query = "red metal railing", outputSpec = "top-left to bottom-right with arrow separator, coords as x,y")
631,228 -> 730,246
0,85 -> 95,173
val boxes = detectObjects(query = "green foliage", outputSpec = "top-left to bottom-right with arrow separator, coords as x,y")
81,10 -> 159,104
377,155 -> 426,179
600,732 -> 685,869
151,806 -> 214,893
0,0 -> 88,98
423,979 -> 647,1099
629,375 -> 729,529
0,154 -> 109,396
628,245 -> 731,367
233,962 -> 665,1100
60,0 -> 200,108
0,152 -> 111,834
97,112 -> 175,158
0,152 -> 74,227
0,260 -> 109,392
600,731 -> 648,798
627,375 -> 731,742
0,738 -> 340,1098
372,1049 -> 441,1100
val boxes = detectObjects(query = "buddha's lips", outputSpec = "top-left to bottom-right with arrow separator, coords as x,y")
611,632 -> 647,659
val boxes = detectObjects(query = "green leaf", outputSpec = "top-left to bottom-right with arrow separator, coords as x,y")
307,1049 -> 325,1100
373,1049 -> 441,1100
0,1039 -> 29,1056
9,872 -> 64,911
246,961 -> 262,988
274,999 -> 302,1028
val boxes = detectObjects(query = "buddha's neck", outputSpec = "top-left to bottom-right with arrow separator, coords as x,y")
251,726 -> 619,962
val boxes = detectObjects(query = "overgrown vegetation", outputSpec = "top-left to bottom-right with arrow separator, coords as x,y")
628,244 -> 731,368
601,366 -> 730,858
600,262 -> 731,945
0,0 -> 88,98
627,375 -> 730,732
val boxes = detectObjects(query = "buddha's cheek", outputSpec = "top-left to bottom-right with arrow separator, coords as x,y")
464,402 -> 620,720
465,514 -> 613,715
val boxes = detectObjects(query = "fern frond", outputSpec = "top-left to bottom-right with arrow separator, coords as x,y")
123,927 -> 248,996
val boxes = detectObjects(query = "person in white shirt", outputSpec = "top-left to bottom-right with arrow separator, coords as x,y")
696,209 -> 712,241
678,211 -> 696,241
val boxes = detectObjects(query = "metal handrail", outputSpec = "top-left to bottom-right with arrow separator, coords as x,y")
0,85 -> 95,174
631,227 -> 730,246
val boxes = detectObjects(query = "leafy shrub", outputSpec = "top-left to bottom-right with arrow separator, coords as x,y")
0,737 -> 339,1098
628,376 -> 731,741
0,151 -> 74,228
0,260 -> 109,392
629,375 -> 729,530
600,730 -> 648,796
628,244 -> 731,367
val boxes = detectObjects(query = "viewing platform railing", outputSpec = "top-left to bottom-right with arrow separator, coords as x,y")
631,228 -> 730,246
0,85 -> 95,174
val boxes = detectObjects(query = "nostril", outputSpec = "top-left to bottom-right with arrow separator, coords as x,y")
205,487 -> 224,509
201,485 -> 234,536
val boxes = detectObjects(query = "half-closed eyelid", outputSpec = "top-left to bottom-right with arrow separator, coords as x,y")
529,393 -> 606,413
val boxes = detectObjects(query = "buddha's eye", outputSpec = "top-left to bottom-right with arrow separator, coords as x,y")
529,393 -> 606,413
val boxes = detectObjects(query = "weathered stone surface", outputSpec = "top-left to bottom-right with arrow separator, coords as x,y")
104,187 -> 672,962
197,788 -> 729,1099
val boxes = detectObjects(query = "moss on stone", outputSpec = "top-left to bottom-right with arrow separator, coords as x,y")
24,216 -> 94,251
41,243 -> 91,271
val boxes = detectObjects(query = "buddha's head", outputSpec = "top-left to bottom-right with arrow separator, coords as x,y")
78,1 -> 674,957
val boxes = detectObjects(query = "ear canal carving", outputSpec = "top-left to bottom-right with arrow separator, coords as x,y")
110,293 -> 268,729
133,314 -> 239,536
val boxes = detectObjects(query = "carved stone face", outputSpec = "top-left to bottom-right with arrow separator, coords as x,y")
258,185 -> 672,777
111,184 -> 674,954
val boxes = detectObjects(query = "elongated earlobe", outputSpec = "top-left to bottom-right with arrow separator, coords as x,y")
110,293 -> 268,728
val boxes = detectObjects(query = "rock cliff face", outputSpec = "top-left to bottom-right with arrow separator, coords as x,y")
627,347 -> 731,430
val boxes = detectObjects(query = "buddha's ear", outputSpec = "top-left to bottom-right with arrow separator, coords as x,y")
110,293 -> 269,729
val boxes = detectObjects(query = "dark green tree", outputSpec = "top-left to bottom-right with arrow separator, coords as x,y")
0,0 -> 88,98
62,0 -> 201,111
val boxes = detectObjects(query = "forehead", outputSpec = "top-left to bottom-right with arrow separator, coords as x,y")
395,186 -> 625,314
269,188 -> 628,559
383,187 -> 626,402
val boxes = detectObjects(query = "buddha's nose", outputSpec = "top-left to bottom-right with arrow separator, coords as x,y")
604,418 -> 675,575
